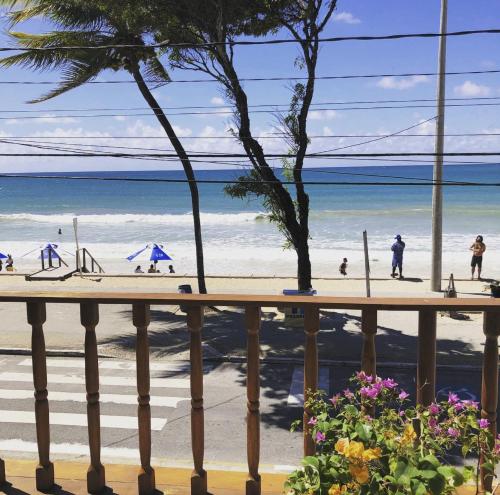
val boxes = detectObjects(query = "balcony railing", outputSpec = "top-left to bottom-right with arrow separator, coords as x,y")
0,291 -> 498,494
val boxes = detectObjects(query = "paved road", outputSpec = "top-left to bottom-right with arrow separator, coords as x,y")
0,355 -> 487,473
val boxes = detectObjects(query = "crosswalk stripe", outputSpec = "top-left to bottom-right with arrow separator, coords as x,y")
0,439 -> 139,460
0,410 -> 166,430
0,372 -> 189,389
0,389 -> 188,407
287,366 -> 330,406
17,358 -> 193,372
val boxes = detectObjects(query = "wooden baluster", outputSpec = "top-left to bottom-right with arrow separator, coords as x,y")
246,306 -> 261,495
188,306 -> 207,495
361,309 -> 377,377
480,311 -> 500,493
27,301 -> 54,491
133,303 -> 155,494
81,302 -> 105,493
416,309 -> 436,406
303,305 -> 319,456
0,458 -> 4,485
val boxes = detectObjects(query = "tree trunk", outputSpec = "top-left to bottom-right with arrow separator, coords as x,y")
130,68 -> 207,294
296,235 -> 312,291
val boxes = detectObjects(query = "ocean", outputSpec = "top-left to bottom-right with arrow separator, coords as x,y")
0,164 -> 499,279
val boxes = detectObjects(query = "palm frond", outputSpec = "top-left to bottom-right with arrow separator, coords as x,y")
142,56 -> 170,88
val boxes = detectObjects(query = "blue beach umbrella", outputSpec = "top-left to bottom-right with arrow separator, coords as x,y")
0,252 -> 7,259
127,243 -> 173,262
40,243 -> 62,260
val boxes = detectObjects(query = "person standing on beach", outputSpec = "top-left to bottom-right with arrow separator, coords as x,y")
470,235 -> 486,280
391,235 -> 405,279
339,258 -> 348,277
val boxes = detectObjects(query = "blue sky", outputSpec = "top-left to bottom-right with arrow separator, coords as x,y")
1,0 -> 500,172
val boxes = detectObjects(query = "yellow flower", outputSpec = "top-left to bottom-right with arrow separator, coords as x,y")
401,424 -> 416,445
328,484 -> 347,495
362,447 -> 381,461
349,463 -> 370,484
345,440 -> 365,459
335,437 -> 350,455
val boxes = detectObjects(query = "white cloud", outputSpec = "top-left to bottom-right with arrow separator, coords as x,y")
309,110 -> 338,121
126,119 -> 192,137
210,96 -> 225,105
332,11 -> 361,24
453,80 -> 491,97
376,75 -> 430,90
114,115 -> 127,121
480,60 -> 496,69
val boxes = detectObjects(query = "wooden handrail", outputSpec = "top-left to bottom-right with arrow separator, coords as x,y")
0,291 -> 499,310
0,291 -> 496,492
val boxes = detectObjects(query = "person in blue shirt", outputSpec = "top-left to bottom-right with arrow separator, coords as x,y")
391,235 -> 406,279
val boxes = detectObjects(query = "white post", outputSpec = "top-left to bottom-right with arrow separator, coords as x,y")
73,217 -> 81,273
431,0 -> 448,292
363,230 -> 371,298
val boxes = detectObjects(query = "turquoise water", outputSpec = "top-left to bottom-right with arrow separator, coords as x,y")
0,164 -> 498,277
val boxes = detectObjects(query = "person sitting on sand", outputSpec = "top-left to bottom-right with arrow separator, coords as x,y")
5,255 -> 14,272
391,235 -> 405,279
0,259 -> 2,272
169,265 -> 175,274
470,235 -> 486,280
339,258 -> 348,277
134,265 -> 144,274
147,264 -> 156,273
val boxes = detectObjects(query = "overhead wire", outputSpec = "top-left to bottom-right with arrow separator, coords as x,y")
1,27 -> 500,53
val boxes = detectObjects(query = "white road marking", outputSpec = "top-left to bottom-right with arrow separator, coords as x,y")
287,366 -> 330,406
0,439 -> 139,460
0,410 -> 166,430
17,358 -> 195,373
0,372 -> 189,389
0,388 -> 188,407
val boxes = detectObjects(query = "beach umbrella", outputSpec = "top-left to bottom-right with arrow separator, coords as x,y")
126,243 -> 173,262
40,243 -> 62,260
0,252 -> 7,259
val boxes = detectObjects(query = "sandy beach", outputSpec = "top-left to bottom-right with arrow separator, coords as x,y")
0,273 -> 494,367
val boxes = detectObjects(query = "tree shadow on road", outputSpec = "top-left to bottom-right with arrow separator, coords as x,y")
99,306 -> 484,431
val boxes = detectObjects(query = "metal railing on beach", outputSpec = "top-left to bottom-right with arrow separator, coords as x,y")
0,291 -> 498,494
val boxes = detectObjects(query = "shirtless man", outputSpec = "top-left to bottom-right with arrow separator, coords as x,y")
470,235 -> 486,280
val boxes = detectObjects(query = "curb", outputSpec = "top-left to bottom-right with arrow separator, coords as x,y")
0,348 -> 484,371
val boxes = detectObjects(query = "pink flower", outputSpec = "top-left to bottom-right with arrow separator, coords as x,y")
330,394 -> 341,406
428,418 -> 437,429
478,419 -> 490,429
399,410 -> 405,417
428,403 -> 440,415
315,431 -> 326,443
356,371 -> 373,383
454,402 -> 465,412
308,417 -> 317,426
448,392 -> 460,405
447,427 -> 460,438
398,390 -> 409,400
382,378 -> 398,389
360,386 -> 379,400
343,389 -> 354,399
463,400 -> 479,409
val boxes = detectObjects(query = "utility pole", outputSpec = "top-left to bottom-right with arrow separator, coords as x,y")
431,0 -> 448,292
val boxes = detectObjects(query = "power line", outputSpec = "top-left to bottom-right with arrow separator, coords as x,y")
4,132 -> 500,140
2,96 -> 500,113
1,69 -> 500,85
1,28 -> 500,53
0,173 -> 498,187
3,102 -> 500,121
2,152 -> 500,158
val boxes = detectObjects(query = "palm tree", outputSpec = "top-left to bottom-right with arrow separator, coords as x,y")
0,0 -> 208,293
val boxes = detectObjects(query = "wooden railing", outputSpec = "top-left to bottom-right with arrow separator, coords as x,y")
0,291 -> 498,494
77,248 -> 105,274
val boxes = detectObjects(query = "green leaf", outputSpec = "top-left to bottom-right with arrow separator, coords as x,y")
410,479 -> 428,495
420,470 -> 438,479
418,454 -> 440,469
302,456 -> 319,468
355,421 -> 372,442
428,474 -> 445,495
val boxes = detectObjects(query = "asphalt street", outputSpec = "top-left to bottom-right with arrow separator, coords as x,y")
0,355 -> 488,473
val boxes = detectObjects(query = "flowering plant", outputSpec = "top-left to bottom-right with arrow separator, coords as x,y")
285,373 -> 499,494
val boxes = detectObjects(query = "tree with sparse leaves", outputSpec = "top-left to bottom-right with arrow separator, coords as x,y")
0,0 -> 209,293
